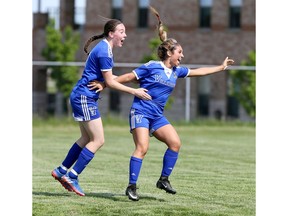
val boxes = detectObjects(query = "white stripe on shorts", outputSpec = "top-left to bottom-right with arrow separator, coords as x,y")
81,95 -> 90,120
130,109 -> 135,129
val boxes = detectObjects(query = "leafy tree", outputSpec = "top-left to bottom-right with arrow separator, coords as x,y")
229,50 -> 256,118
42,19 -> 80,115
141,37 -> 162,63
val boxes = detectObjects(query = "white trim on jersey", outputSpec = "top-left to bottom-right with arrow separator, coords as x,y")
101,68 -> 113,72
103,39 -> 113,58
132,70 -> 139,80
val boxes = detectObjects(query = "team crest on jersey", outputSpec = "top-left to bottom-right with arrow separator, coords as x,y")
135,114 -> 143,123
154,74 -> 161,82
89,106 -> 98,116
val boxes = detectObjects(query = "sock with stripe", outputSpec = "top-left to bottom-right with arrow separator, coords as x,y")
129,156 -> 143,184
59,143 -> 83,174
68,147 -> 94,179
161,148 -> 179,177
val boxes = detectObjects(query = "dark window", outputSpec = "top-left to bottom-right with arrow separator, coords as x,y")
112,8 -> 122,21
73,1 -> 86,30
112,0 -> 123,21
200,7 -> 211,28
109,90 -> 120,113
198,94 -> 209,116
229,6 -> 241,28
138,7 -> 148,28
227,96 -> 239,117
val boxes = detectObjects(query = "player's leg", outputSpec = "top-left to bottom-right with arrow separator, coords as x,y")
63,118 -> 104,196
51,124 -> 88,191
126,128 -> 150,201
153,122 -> 181,194
126,109 -> 150,201
51,92 -> 92,191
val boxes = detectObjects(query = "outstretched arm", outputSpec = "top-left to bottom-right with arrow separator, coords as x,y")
188,57 -> 234,77
114,72 -> 138,84
102,70 -> 151,100
88,72 -> 138,92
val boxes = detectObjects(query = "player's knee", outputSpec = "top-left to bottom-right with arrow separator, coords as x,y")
135,147 -> 148,157
168,140 -> 181,151
77,136 -> 90,146
99,137 -> 105,147
91,137 -> 105,149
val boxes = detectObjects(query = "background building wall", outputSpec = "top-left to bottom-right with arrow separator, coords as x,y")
32,0 -> 255,121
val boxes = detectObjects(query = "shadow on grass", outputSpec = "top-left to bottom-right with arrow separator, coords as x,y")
33,191 -> 166,202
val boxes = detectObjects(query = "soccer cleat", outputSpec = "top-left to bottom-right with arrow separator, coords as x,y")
51,167 -> 72,192
125,184 -> 139,201
62,174 -> 85,196
156,177 -> 176,194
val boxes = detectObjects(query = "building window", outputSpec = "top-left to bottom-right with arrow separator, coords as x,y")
74,0 -> 86,29
109,90 -> 120,113
229,0 -> 242,28
199,0 -> 212,28
227,75 -> 240,118
227,95 -> 239,118
197,76 -> 211,116
138,0 -> 150,28
112,0 -> 123,21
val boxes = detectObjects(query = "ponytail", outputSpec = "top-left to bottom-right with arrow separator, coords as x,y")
149,6 -> 180,61
84,33 -> 105,55
149,6 -> 167,42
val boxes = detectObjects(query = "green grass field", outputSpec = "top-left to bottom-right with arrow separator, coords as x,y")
33,119 -> 255,216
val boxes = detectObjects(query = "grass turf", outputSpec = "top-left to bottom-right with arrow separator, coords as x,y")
33,119 -> 255,216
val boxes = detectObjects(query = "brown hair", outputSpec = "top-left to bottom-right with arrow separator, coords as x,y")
83,19 -> 123,55
149,6 -> 180,61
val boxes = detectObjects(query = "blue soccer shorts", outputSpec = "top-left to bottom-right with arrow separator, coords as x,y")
70,91 -> 101,121
129,108 -> 170,136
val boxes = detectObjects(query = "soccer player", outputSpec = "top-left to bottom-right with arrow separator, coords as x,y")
51,18 -> 151,196
88,7 -> 234,201
110,7 -> 234,201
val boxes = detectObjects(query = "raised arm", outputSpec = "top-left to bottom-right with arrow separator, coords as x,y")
188,57 -> 234,77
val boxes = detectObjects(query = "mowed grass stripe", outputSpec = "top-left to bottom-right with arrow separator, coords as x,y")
33,121 -> 255,216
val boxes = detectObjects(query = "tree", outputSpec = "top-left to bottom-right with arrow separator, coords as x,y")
229,50 -> 256,118
42,19 -> 80,116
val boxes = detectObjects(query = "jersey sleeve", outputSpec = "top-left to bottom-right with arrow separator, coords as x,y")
99,57 -> 113,72
133,64 -> 149,80
177,66 -> 189,78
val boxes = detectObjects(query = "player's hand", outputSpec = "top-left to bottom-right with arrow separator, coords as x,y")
222,57 -> 235,70
88,80 -> 106,93
134,88 -> 152,100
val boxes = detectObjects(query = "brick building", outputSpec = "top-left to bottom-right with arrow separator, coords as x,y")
33,0 -> 255,121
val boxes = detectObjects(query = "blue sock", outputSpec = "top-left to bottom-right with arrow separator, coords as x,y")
129,156 -> 143,184
161,148 -> 179,177
69,147 -> 94,179
61,143 -> 82,172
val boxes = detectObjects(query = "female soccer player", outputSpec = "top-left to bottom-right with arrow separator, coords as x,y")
114,7 -> 234,201
88,7 -> 234,201
51,18 -> 151,196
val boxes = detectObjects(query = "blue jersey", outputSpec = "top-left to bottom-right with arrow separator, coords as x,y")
132,61 -> 189,118
72,39 -> 113,99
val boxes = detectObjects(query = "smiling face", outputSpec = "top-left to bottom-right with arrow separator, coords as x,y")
109,23 -> 127,48
158,38 -> 184,68
169,45 -> 184,67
